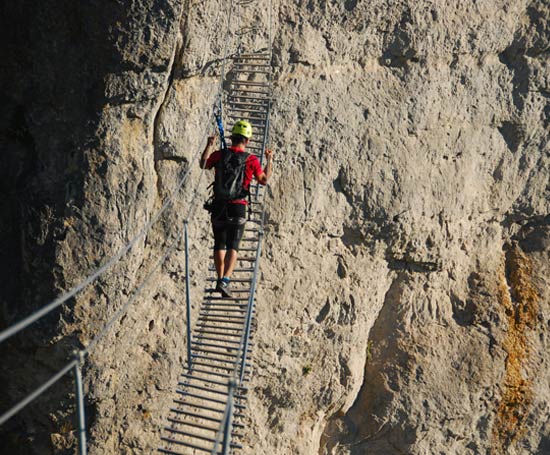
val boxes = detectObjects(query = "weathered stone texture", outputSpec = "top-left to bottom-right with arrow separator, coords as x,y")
1,0 -> 549,454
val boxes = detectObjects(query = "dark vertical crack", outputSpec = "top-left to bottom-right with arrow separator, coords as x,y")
152,28 -> 183,165
151,1 -> 189,197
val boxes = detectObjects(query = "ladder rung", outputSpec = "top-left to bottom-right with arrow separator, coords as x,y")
176,390 -> 247,408
201,303 -> 249,309
206,280 -> 253,287
233,54 -> 271,60
205,287 -> 251,294
175,390 -> 235,407
161,437 -> 240,453
208,263 -> 255,269
195,323 -> 243,332
191,341 -> 251,353
232,69 -> 270,75
228,100 -> 269,109
234,63 -> 271,68
172,400 -> 247,417
192,347 -> 245,363
180,382 -> 248,399
197,317 -> 245,326
177,375 -> 248,392
203,299 -> 250,304
203,292 -> 250,296
200,310 -> 248,318
195,327 -> 246,337
189,360 -> 251,372
199,307 -> 254,315
227,109 -> 267,118
229,94 -> 271,102
159,446 -> 201,455
228,107 -> 267,116
179,367 -> 234,379
230,88 -> 271,96
190,345 -> 246,358
194,334 -> 254,345
206,292 -> 251,297
167,417 -> 244,435
201,306 -> 250,313
200,306 -> 249,312
163,428 -> 243,448
190,352 -> 247,365
195,329 -> 244,338
231,80 -> 270,87
169,410 -> 244,427
207,278 -> 253,283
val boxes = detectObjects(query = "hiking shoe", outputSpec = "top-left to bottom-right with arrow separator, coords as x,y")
216,279 -> 232,298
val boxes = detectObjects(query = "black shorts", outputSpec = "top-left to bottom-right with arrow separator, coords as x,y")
212,203 -> 246,251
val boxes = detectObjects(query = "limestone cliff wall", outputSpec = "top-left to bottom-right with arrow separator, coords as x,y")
1,1 -> 549,454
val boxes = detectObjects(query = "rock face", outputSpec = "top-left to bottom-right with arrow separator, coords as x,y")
1,1 -> 549,454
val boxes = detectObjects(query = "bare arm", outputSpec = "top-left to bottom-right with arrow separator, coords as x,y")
256,148 -> 273,185
200,136 -> 216,169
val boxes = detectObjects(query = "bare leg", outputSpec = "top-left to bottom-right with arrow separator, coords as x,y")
214,249 -> 226,279
223,249 -> 238,278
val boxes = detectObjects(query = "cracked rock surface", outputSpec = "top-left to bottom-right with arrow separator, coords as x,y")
1,1 -> 549,454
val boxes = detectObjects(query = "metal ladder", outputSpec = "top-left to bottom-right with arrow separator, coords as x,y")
159,49 -> 272,455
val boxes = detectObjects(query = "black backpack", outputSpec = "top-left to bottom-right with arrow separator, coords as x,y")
213,148 -> 249,201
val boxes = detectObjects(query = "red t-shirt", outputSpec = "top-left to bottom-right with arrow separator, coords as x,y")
206,146 -> 263,205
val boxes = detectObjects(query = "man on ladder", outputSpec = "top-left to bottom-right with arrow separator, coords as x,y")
201,120 -> 273,297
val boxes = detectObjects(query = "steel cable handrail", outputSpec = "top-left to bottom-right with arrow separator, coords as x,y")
0,112 -> 215,345
0,229 -> 181,427
0,140 -> 211,427
0,112 -> 217,428
0,5 -> 239,453
0,360 -> 78,426
0,0 -> 232,346
0,116 -> 214,428
83,225 -> 185,355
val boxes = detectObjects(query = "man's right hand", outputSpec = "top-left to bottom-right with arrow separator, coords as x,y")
207,136 -> 216,147
257,148 -> 274,184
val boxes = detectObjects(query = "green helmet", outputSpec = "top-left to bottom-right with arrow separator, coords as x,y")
231,120 -> 253,139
